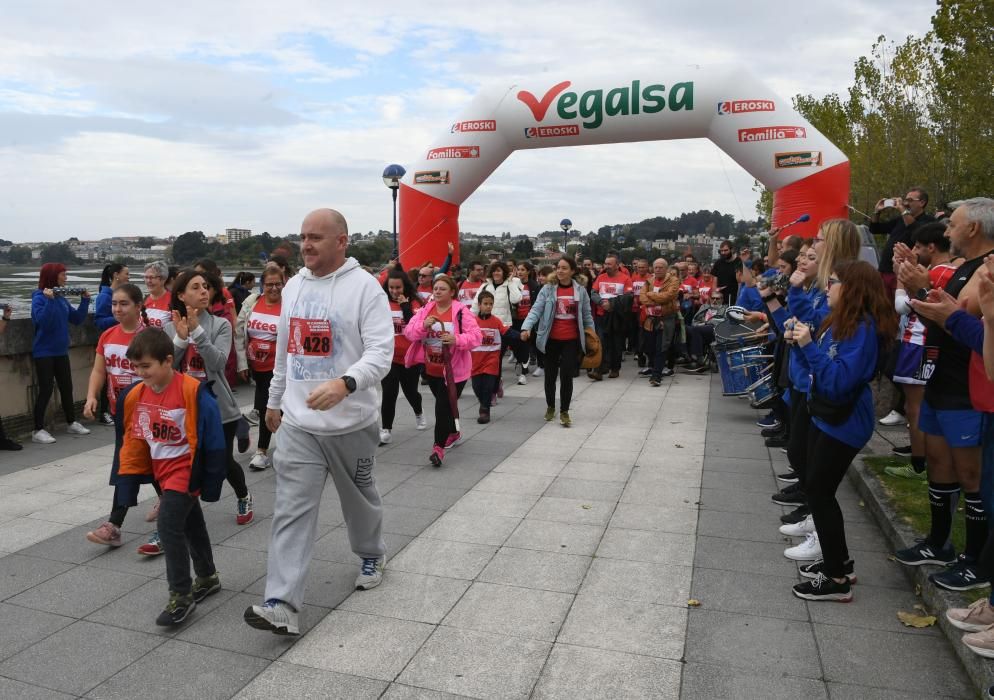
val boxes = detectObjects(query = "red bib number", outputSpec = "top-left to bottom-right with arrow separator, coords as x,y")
133,404 -> 182,443
248,338 -> 273,363
288,318 -> 332,357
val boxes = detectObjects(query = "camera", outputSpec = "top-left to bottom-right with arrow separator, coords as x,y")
52,287 -> 87,296
758,272 -> 789,294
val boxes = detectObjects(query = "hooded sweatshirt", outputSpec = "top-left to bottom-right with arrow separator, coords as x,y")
267,257 -> 394,436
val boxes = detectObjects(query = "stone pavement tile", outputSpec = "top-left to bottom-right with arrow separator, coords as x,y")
688,567 -> 807,622
219,517 -> 282,552
557,594 -> 686,660
574,448 -> 640,467
478,547 -> 590,594
87,638 -> 270,700
26,495 -> 112,525
696,509 -> 789,545
406,466 -> 490,490
448,491 -> 539,519
597,528 -> 695,567
16,522 -> 133,565
848,548 -> 915,590
390,537 -> 497,580
471,472 -> 554,496
680,662 -> 828,700
619,481 -> 699,508
700,470 -> 775,493
245,559 -> 358,609
85,578 -> 235,637
312,527 -> 414,565
841,522 -> 892,553
338,570 -> 470,624
453,440 -> 518,458
0,554 -> 74,600
580,559 -> 692,608
0,620 -> 162,696
442,581 -> 573,642
6,564 -> 150,618
684,609 -> 821,678
582,433 -> 647,452
532,643 -> 681,700
701,456 -> 773,474
382,504 -> 445,536
526,496 -> 614,527
397,626 -> 551,699
545,476 -> 623,503
197,508 -> 252,543
383,483 -> 469,511
633,451 -> 704,471
609,503 -> 699,535
492,457 -> 568,478
503,519 -> 604,557
0,677 -> 75,700
193,544 -> 269,592
699,487 -> 783,516
694,535 -> 797,577
0,518 -> 73,553
557,460 -> 632,483
705,440 -> 771,461
0,602 -> 73,661
234,661 -> 388,699
78,537 -> 168,578
815,623 -> 974,697
283,609 -> 434,682
381,684 -> 472,700
826,682 -> 972,700
4,489 -> 75,519
807,583 -> 942,635
177,592 -> 328,660
421,512 -> 520,546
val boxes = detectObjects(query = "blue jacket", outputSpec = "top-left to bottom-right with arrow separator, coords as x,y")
30,290 -> 90,358
94,285 -> 118,331
735,285 -> 765,312
772,285 -> 828,394
797,320 -> 879,448
946,310 -> 983,354
521,278 -> 594,353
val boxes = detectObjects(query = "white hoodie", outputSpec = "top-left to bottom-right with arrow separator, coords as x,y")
267,257 -> 393,435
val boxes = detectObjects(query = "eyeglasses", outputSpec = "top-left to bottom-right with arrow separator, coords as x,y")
264,282 -> 284,289
904,197 -> 922,203
827,277 -> 841,289
418,274 -> 432,278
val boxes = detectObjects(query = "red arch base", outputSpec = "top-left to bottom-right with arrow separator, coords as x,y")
771,162 -> 850,239
398,184 -> 460,270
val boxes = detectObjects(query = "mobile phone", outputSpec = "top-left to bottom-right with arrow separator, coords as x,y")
915,288 -> 929,302
883,198 -> 897,209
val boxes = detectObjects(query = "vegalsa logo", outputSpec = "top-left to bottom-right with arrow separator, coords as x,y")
524,125 -> 580,139
517,79 -> 694,129
450,120 -> 496,133
717,99 -> 776,115
427,146 -> 480,159
414,170 -> 450,184
774,151 -> 823,168
738,126 -> 806,142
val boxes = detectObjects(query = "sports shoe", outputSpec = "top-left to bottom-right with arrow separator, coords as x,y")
32,429 -> 56,444
772,484 -> 806,506
761,426 -> 785,438
66,421 -> 91,435
756,413 -> 780,429
765,434 -> 789,448
249,451 -> 272,470
780,505 -> 810,524
379,429 -> 392,445
891,444 -> 912,457
799,558 -> 857,584
878,410 -> 905,426
244,409 -> 260,426
517,375 -> 527,386
560,411 -> 572,428
946,598 -> 994,632
544,406 -> 555,421
884,465 -> 926,480
145,498 -> 160,522
138,531 -> 164,556
477,408 -> 490,424
192,573 -> 221,602
777,469 -> 799,484
784,532 -> 822,561
236,493 -> 254,525
156,591 -> 196,626
429,445 -> 445,467
415,414 -> 427,430
608,370 -> 620,378
779,514 -> 816,537
244,598 -> 299,635
444,432 -> 462,448
894,539 -> 956,566
649,378 -> 661,387
589,371 -> 603,381
638,368 -> 653,376
532,367 -> 545,378
0,437 -> 22,451
929,555 -> 990,591
99,412 -> 114,426
660,367 -> 674,377
86,522 -> 122,547
355,554 -> 386,590
792,572 -> 852,602
689,362 -> 709,374
962,626 -> 994,659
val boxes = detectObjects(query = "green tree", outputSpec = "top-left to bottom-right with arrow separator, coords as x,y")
171,231 -> 208,265
512,237 -> 534,257
41,243 -> 79,264
6,246 -> 32,264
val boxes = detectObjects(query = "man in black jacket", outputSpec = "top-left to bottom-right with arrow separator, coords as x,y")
711,240 -> 742,304
871,187 -> 936,300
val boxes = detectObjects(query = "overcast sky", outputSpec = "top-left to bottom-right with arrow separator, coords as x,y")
0,1 -> 937,243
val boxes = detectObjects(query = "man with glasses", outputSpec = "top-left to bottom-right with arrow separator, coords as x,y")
872,187 -> 936,300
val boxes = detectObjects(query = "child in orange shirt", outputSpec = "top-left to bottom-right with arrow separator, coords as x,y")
471,291 -> 507,424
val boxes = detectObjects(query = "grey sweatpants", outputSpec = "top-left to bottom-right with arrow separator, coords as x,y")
264,421 -> 385,610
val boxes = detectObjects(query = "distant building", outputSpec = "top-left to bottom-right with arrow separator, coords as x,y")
225,228 -> 251,243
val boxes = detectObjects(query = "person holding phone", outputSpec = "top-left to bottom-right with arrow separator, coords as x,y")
872,187 -> 935,300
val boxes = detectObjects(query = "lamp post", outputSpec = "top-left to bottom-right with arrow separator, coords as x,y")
560,218 -> 572,255
382,164 -> 406,259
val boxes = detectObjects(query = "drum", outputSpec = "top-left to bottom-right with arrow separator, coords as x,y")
715,344 -> 764,396
747,373 -> 777,406
727,344 -> 768,370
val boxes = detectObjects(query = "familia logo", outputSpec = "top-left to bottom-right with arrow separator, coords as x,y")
717,99 -> 775,115
427,146 -> 480,159
517,79 -> 694,130
451,120 -> 496,133
738,126 -> 806,142
414,170 -> 450,185
774,151 -> 823,168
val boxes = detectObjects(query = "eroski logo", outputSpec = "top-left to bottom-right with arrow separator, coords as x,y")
717,99 -> 776,115
450,120 -> 496,133
524,125 -> 580,139
517,79 -> 694,129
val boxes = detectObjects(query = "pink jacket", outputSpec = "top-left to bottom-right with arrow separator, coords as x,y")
403,299 -> 482,383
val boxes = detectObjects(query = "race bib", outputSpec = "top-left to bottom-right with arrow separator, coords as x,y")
184,345 -> 207,380
555,296 -> 578,319
132,403 -> 182,443
288,317 -> 332,357
248,338 -> 273,363
918,345 -> 939,381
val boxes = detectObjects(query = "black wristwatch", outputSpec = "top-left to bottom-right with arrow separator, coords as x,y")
341,375 -> 357,394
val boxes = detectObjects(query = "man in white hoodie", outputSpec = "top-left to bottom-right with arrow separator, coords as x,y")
244,208 -> 394,636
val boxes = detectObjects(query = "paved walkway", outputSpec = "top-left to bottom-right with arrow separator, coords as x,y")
0,365 -> 975,699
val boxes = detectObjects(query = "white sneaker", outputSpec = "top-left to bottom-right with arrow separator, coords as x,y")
99,412 -> 114,426
784,532 -> 822,561
248,451 -> 271,470
379,429 -> 392,444
878,410 -> 905,426
517,375 -> 528,385
415,414 -> 427,431
355,554 -> 387,590
779,514 -> 817,537
66,421 -> 91,435
532,367 -> 545,377
244,409 -> 259,426
244,599 -> 299,635
32,429 -> 56,444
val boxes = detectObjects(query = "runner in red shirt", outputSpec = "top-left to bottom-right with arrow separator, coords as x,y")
589,252 -> 633,379
379,270 -> 427,444
457,260 -> 486,305
471,291 -> 508,424
143,261 -> 172,329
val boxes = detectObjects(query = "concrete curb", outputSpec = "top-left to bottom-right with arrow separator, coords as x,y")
847,455 -> 994,697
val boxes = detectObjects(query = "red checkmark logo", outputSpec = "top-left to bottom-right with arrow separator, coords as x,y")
516,81 -> 571,121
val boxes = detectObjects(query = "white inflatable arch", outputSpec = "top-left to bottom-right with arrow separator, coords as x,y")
398,66 -> 850,266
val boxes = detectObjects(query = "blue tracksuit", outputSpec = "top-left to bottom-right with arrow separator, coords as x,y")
772,285 -> 829,394
31,290 -> 90,358
93,285 -> 118,331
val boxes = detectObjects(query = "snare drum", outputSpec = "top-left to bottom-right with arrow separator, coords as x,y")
715,344 -> 764,396
747,373 -> 777,406
727,344 -> 767,370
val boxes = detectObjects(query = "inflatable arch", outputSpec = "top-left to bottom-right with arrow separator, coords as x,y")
398,66 -> 849,267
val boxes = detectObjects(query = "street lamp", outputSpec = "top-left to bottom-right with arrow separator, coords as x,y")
382,164 -> 406,259
560,218 -> 572,254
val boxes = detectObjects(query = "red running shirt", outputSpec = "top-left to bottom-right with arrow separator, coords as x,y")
144,291 -> 172,328
96,325 -> 142,414
457,281 -> 483,305
390,299 -> 421,365
131,372 -> 193,493
246,298 -> 281,372
471,315 -> 507,376
550,285 -> 580,341
423,307 -> 453,378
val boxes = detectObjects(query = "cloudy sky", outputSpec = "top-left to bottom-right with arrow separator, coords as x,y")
0,1 -> 936,243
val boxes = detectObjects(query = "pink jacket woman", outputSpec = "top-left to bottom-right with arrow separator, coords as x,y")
403,299 -> 482,383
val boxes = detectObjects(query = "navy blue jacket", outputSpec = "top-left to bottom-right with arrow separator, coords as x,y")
94,285 -> 118,331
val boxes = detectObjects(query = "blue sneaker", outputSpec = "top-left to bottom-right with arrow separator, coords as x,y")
929,555 -> 990,591
756,413 -> 781,429
894,539 -> 956,567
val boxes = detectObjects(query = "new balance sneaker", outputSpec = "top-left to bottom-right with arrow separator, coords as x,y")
99,412 -> 114,426
891,444 -> 913,457
962,626 -> 994,659
138,531 -> 164,556
660,368 -> 674,377
156,592 -> 196,626
929,555 -> 990,591
86,522 -> 122,547
779,514 -> 816,537
32,429 -> 56,444
792,572 -> 852,602
894,539 -> 956,566
544,406 -> 556,422
756,413 -> 780,429
444,432 -> 462,448
236,493 -> 254,525
878,410 -> 905,426
947,598 -> 994,632
244,598 -> 299,635
532,367 -> 545,378
415,414 -> 428,430
429,445 -> 445,467
145,498 -> 160,522
378,429 -> 392,445
560,411 -> 572,428
772,483 -> 806,506
884,465 -> 926,480
799,558 -> 857,584
249,451 -> 272,470
780,505 -> 810,525
784,532 -> 822,561
66,421 -> 91,435
192,573 -> 221,602
777,469 -> 799,484
355,554 -> 387,590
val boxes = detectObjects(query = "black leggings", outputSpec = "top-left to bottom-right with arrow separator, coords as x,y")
426,376 -> 466,447
544,337 -> 580,411
381,363 -> 423,430
222,420 -> 249,498
252,369 -> 274,450
109,480 -> 163,528
511,319 -> 531,368
806,423 -> 861,579
786,394 -> 811,483
472,374 -> 500,409
33,355 -> 76,430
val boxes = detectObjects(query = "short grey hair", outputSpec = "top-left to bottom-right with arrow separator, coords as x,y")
950,198 -> 994,240
144,260 -> 169,279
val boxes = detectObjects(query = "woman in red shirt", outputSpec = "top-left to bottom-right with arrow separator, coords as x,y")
380,270 -> 427,444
